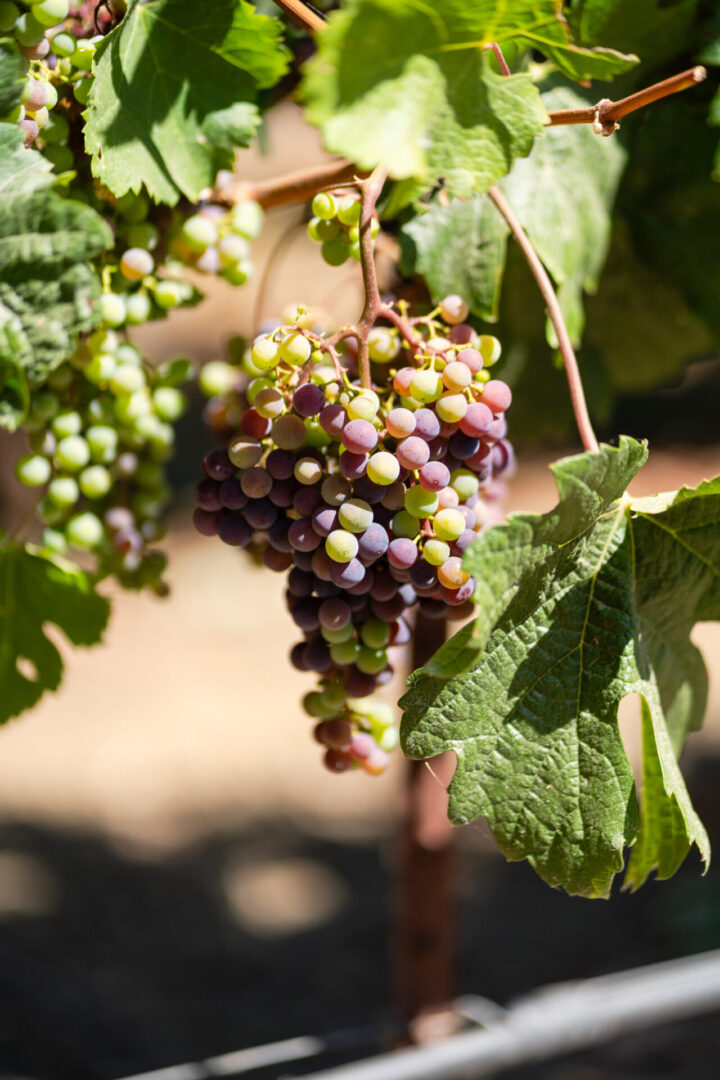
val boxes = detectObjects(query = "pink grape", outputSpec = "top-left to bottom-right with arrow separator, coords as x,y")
343,419 -> 378,454
481,380 -> 512,414
396,436 -> 430,470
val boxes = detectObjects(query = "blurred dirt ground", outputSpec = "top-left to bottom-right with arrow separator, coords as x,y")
0,103 -> 719,1079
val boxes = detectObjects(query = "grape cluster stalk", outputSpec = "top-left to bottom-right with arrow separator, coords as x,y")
194,253 -> 514,774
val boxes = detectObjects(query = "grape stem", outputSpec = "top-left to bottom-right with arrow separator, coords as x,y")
357,164 -> 390,388
487,185 -> 600,454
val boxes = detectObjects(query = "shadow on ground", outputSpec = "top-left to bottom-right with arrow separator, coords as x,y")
1,756 -> 719,1080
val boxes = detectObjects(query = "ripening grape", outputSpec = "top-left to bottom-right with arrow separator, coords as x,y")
120,248 -> 154,281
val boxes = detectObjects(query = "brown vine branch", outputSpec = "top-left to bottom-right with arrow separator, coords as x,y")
270,0 -> 324,32
487,185 -> 599,455
548,65 -> 706,135
356,164 -> 389,388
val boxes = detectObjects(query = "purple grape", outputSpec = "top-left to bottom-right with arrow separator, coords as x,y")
288,518 -> 322,552
357,522 -> 389,562
268,518 -> 292,552
193,508 -> 221,537
218,512 -> 252,547
311,547 -> 335,580
266,449 -> 295,480
319,403 -> 347,437
241,408 -> 272,439
288,568 -> 314,597
370,570 -> 398,601
387,537 -> 418,569
460,402 -> 493,438
375,666 -> 394,686
241,467 -> 273,498
303,638 -> 333,673
410,560 -> 437,589
486,417 -> 507,443
293,383 -> 326,417
449,323 -> 474,345
329,558 -> 366,588
466,443 -> 492,470
459,506 -> 475,529
196,478 -> 223,511
347,596 -> 371,619
418,461 -> 450,492
397,437 -> 430,470
293,486 -> 323,517
269,478 -> 296,507
413,409 -> 441,441
219,477 -> 247,510
353,475 -> 386,504
343,419 -> 378,454
312,505 -> 338,537
372,595 -> 407,621
319,598 -> 352,630
291,596 -> 321,631
347,568 -> 375,595
293,550 -> 315,571
451,529 -> 477,557
339,451 -> 367,480
345,669 -> 376,697
419,598 -> 449,619
427,437 -> 448,461
314,578 -> 341,598
263,547 -> 293,572
203,448 -> 235,481
449,432 -> 480,460
491,439 -> 514,475
290,642 -> 309,671
243,498 -> 278,530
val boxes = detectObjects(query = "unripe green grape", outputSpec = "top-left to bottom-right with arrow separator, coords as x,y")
450,469 -> 479,500
135,461 -> 165,489
146,421 -> 174,458
326,529 -> 358,563
304,419 -> 330,448
125,292 -> 152,324
423,538 -> 450,565
391,510 -> 419,538
6,104 -> 24,123
114,391 -> 152,424
294,457 -> 323,485
42,527 -> 68,555
246,376 -> 271,404
442,360 -> 472,391
28,429 -> 55,455
217,234 -> 249,266
44,143 -> 73,171
410,369 -> 443,403
51,30 -> 75,57
182,214 -> 218,252
321,624 -> 354,644
0,1 -> 19,31
51,410 -> 82,438
366,451 -> 400,486
152,387 -> 185,422
311,192 -> 336,221
436,393 -> 467,423
99,292 -> 127,328
72,37 -> 95,70
405,486 -> 439,518
251,335 -> 280,371
307,217 -> 340,243
110,364 -> 145,395
14,12 -> 45,46
78,465 -> 112,499
347,390 -> 379,421
32,0 -> 69,27
115,190 -> 150,223
338,497 -> 373,533
15,454 -> 51,487
127,222 -> 159,251
349,240 -> 362,262
73,76 -> 93,105
321,235 -> 350,266
40,111 -> 69,143
37,497 -> 64,525
432,508 -> 465,541
240,349 -> 263,378
55,435 -> 90,472
33,105 -> 49,128
84,352 -> 116,385
356,646 -> 388,675
86,425 -> 118,463
29,390 -> 59,423
360,618 -> 390,649
321,684 -> 347,711
47,365 -> 73,391
120,247 -> 154,281
66,511 -> 104,549
86,399 -> 113,425
477,334 -> 501,365
254,386 -> 285,420
88,328 -> 118,355
42,81 -> 58,110
230,200 -> 263,239
278,332 -> 312,366
378,726 -> 399,752
329,639 -> 361,666
336,195 -> 361,226
199,360 -> 238,398
223,260 -> 253,286
368,327 -> 400,363
132,490 -> 167,519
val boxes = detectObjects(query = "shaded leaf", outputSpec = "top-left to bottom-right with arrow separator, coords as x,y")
0,41 -> 25,117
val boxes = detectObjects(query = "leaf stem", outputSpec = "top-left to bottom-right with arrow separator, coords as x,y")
487,185 -> 600,455
223,159 -> 366,211
270,0 -> 324,32
488,41 -> 511,77
356,164 -> 389,388
548,66 -> 706,134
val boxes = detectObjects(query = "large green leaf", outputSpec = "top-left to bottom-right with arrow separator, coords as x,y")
0,545 -> 110,724
568,0 -> 702,75
84,0 -> 290,204
401,439 -> 713,897
0,41 -> 25,117
0,181 -> 112,398
0,125 -> 53,196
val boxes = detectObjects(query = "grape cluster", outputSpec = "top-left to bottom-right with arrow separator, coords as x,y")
194,295 -> 513,775
15,329 -> 189,592
307,190 -> 381,267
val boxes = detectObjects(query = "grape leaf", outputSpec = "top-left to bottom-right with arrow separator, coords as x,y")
567,0 -> 701,74
0,40 -> 25,117
0,545 -> 110,724
401,438 -> 713,897
84,0 -> 290,204
0,181 -> 112,398
0,125 -> 53,195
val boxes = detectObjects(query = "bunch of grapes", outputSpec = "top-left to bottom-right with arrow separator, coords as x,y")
15,328 -> 189,592
307,190 -> 381,267
194,294 -> 513,775
0,0 -> 74,144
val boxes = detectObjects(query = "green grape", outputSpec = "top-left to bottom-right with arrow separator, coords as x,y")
349,240 -> 361,261
51,410 -> 82,438
303,691 -> 337,720
50,30 -> 75,57
125,292 -> 152,324
321,624 -> 354,644
366,451 -> 400,486
33,106 -> 49,128
116,343 -> 142,366
450,469 -> 479,500
99,293 -> 127,328
432,508 -> 465,541
307,217 -> 340,243
152,387 -> 186,422
0,2 -> 19,32
84,352 -> 116,385
326,529 -> 358,563
6,104 -> 24,123
88,328 -> 118,355
14,12 -> 45,46
15,454 -> 51,487
72,37 -> 95,70
66,511 -> 104,549
405,486 -> 438,518
43,143 -> 73,171
329,639 -> 361,666
278,332 -> 312,366
223,260 -> 252,286
251,335 -> 280,371
336,195 -> 361,226
74,77 -> 93,106
320,684 -> 347,711
132,491 -> 167,519
346,391 -> 379,421
477,334 -> 501,365
304,419 -> 330,448
110,364 -> 145,395
42,527 -> 68,555
378,726 -> 400,752
311,192 -> 336,221
255,386 -> 285,419
47,365 -> 73,391
410,369 -> 443,403
436,393 -> 467,423
39,111 -> 68,143
217,234 -> 249,266
79,465 -> 112,499
48,476 -> 79,507
86,425 -> 118,463
32,0 -> 69,27
230,200 -> 263,239
37,497 -> 64,525
347,698 -> 394,728
152,279 -> 188,309
391,510 -> 419,538
29,390 -> 58,423
423,538 -> 450,565
182,214 -> 218,252
135,461 -> 165,489
127,222 -> 159,251
368,327 -> 400,363
360,618 -> 390,649
55,435 -> 90,472
42,83 -> 58,109
294,457 -> 323,485
114,391 -> 152,424
356,646 -> 388,675
338,498 -> 373,533
199,360 -> 238,397
246,376 -> 272,404
120,247 -> 154,281
115,191 -> 150,223
321,235 -> 350,266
